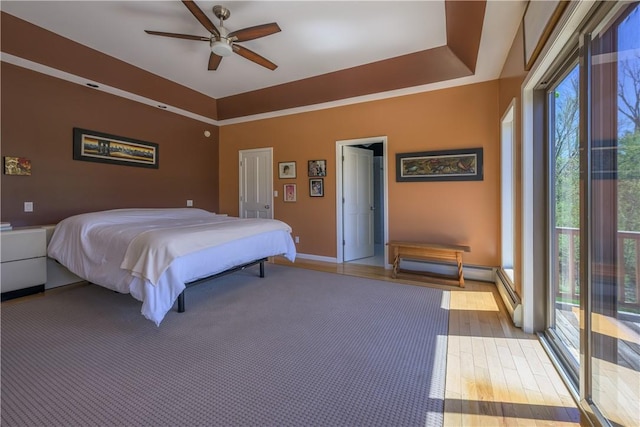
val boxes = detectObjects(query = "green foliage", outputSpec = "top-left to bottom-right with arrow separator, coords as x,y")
618,131 -> 640,302
554,71 -> 580,229
618,131 -> 640,232
552,63 -> 640,305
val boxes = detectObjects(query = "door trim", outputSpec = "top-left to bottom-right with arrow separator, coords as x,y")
335,136 -> 389,267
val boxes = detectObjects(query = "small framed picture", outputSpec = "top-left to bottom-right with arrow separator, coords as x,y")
308,159 -> 326,177
279,161 -> 296,179
284,183 -> 297,202
3,156 -> 32,176
310,178 -> 324,197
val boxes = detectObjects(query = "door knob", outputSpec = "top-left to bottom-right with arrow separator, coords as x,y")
265,205 -> 270,209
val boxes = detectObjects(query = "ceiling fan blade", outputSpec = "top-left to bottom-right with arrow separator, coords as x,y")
228,23 -> 281,42
208,53 -> 223,71
233,45 -> 277,70
182,0 -> 220,37
145,30 -> 210,42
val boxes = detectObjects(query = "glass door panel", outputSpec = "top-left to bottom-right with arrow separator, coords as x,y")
549,63 -> 581,375
589,5 -> 640,426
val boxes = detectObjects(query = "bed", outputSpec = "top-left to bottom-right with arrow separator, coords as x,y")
47,208 -> 297,325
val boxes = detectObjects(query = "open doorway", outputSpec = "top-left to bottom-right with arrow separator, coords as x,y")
336,137 -> 388,268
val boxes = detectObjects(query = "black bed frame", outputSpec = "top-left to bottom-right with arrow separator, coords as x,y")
176,257 -> 267,313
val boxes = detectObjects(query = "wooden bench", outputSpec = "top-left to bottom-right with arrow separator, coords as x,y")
387,241 -> 471,287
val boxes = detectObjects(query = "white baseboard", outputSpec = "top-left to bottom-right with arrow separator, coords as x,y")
495,268 -> 522,327
295,253 -> 339,263
400,260 -> 496,282
291,254 -> 495,283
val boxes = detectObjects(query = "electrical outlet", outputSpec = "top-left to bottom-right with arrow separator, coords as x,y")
186,200 -> 193,207
295,236 -> 300,243
24,201 -> 33,212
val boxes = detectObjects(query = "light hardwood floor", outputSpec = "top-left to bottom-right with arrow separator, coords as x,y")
274,257 -> 582,426
3,258 -> 583,426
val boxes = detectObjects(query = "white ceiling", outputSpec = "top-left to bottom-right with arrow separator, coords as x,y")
1,1 -> 526,100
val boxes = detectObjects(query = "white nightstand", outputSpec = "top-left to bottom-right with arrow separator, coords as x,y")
1,228 -> 47,301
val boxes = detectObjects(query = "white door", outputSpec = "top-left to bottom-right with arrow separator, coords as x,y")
239,148 -> 273,219
343,146 -> 374,261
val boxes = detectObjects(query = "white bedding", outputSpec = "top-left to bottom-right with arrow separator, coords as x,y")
47,208 -> 297,325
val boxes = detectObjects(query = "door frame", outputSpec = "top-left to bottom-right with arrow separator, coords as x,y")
500,98 -> 516,278
238,147 -> 274,219
335,136 -> 389,267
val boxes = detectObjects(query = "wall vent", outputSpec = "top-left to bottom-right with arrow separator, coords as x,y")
495,268 -> 522,327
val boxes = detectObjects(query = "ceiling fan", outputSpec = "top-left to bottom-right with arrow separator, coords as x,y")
145,0 -> 281,71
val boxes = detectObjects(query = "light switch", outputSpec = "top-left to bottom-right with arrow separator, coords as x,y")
24,202 -> 33,212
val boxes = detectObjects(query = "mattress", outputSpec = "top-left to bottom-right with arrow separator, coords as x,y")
47,208 -> 296,325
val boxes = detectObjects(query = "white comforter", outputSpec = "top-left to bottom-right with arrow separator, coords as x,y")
47,208 -> 297,325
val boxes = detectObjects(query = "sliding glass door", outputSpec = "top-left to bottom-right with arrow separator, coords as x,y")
544,2 -> 640,425
548,61 -> 581,382
588,5 -> 639,425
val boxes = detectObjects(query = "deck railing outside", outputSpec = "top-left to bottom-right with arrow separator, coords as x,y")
555,227 -> 640,313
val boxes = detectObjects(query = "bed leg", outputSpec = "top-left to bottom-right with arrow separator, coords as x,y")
178,291 -> 185,313
260,260 -> 265,278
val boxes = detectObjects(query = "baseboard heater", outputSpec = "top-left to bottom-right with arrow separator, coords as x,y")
495,268 -> 522,327
399,259 -> 495,282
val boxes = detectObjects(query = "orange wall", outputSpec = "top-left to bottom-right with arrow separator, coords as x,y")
220,81 -> 501,267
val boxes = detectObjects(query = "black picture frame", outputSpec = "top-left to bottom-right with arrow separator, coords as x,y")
308,159 -> 326,177
310,178 -> 324,197
73,128 -> 159,169
396,148 -> 483,182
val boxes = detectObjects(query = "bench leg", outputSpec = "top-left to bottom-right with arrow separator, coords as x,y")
456,252 -> 465,288
392,251 -> 400,278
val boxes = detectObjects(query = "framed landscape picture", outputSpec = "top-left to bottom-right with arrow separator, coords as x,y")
73,128 -> 158,169
396,148 -> 483,182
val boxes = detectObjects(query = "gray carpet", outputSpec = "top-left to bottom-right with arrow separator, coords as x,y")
2,264 -> 449,426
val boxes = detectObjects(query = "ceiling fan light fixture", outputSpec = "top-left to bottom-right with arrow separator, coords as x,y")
146,2 -> 278,70
211,39 -> 233,57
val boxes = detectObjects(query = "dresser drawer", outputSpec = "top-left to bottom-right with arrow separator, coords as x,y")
1,257 -> 47,293
1,228 -> 46,262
